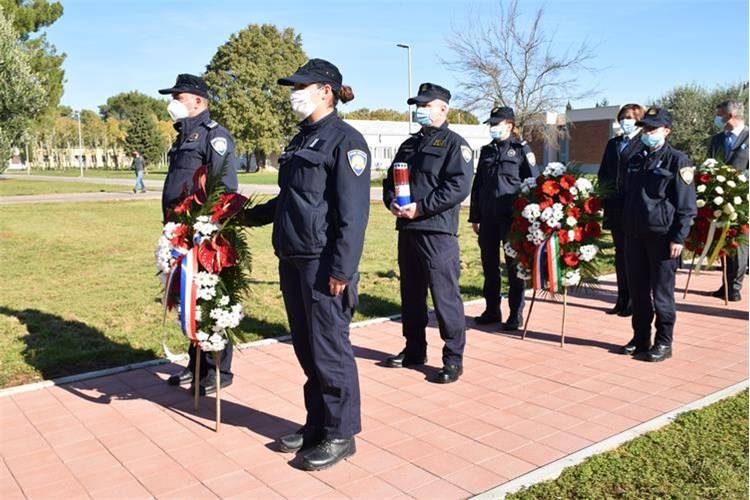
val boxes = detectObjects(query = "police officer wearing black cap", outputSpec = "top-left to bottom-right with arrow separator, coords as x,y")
160,73 -> 238,394
621,107 -> 697,362
382,83 -> 474,384
597,103 -> 646,317
469,106 -> 539,330
244,59 -> 370,470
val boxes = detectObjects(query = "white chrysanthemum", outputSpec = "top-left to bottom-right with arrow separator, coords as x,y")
716,175 -> 726,183
734,196 -> 743,205
727,180 -> 737,188
561,269 -> 581,287
516,262 -> 531,280
504,242 -> 517,259
724,203 -> 735,215
568,229 -> 576,242
578,244 -> 599,262
730,212 -> 738,221
702,158 -> 718,168
566,216 -> 577,227
696,199 -> 706,208
522,203 -> 541,221
715,186 -> 724,195
713,196 -> 724,206
543,162 -> 567,177
575,178 -> 593,195
696,184 -> 706,193
739,174 -> 748,183
219,295 -> 230,306
193,216 -> 220,237
569,186 -> 579,197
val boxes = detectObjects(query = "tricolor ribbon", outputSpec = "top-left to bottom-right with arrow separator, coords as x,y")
531,233 -> 562,293
178,247 -> 199,342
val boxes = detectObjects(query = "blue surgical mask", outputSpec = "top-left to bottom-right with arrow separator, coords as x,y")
490,123 -> 512,141
415,107 -> 433,126
620,119 -> 636,135
641,131 -> 664,148
714,115 -> 725,129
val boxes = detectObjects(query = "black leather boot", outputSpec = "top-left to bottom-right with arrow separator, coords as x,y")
278,427 -> 324,453
167,368 -> 193,386
302,438 -> 356,471
384,349 -> 427,368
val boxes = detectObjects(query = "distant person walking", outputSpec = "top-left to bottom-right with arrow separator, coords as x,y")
131,151 -> 146,193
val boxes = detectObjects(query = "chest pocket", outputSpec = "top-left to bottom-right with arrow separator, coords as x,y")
645,167 -> 673,198
417,145 -> 446,175
289,149 -> 328,194
497,152 -> 522,178
172,140 -> 203,170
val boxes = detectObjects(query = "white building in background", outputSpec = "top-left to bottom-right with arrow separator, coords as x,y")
343,119 -> 490,172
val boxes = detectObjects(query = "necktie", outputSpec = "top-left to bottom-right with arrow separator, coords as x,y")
725,132 -> 736,158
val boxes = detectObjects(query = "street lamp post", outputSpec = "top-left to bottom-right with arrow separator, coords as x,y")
396,43 -> 413,134
76,111 -> 83,177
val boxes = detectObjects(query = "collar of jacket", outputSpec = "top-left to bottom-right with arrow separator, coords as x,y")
174,109 -> 211,135
300,110 -> 338,133
420,120 -> 449,138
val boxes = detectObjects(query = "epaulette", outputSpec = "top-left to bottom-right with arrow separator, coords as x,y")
205,120 -> 218,129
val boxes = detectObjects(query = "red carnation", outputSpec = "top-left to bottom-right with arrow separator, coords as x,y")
563,252 -> 580,267
742,225 -> 749,235
584,221 -> 602,238
699,173 -> 711,184
541,180 -> 561,196
573,227 -> 584,242
583,197 -> 602,215
558,191 -> 574,205
727,227 -> 739,238
559,175 -> 576,190
567,206 -> 581,219
539,198 -> 554,210
197,234 -> 237,274
211,192 -> 248,223
513,197 -> 529,211
558,229 -> 569,245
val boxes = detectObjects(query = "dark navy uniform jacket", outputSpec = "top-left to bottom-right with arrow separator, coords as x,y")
245,112 -> 371,282
597,133 -> 646,230
162,109 -> 238,218
468,138 -> 538,222
622,142 -> 697,244
708,127 -> 749,172
383,122 -> 474,235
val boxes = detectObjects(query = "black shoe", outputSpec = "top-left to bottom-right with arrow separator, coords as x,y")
605,305 -> 622,315
616,306 -> 632,317
279,427 -> 324,453
302,438 -> 356,471
711,287 -> 725,299
384,350 -> 427,368
646,344 -> 672,362
192,372 -> 233,395
167,368 -> 193,386
619,342 -> 650,355
728,293 -> 742,302
435,364 -> 463,384
502,319 -> 520,331
474,311 -> 501,324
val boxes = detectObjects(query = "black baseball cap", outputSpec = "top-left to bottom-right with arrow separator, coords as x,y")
407,83 -> 451,105
159,74 -> 209,99
637,107 -> 672,128
485,106 -> 515,125
278,59 -> 342,91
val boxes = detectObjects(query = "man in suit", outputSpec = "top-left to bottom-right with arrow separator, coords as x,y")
708,100 -> 748,302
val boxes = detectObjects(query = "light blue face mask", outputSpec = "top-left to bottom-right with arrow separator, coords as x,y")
714,115 -> 726,129
620,119 -> 636,135
415,107 -> 433,126
641,131 -> 663,148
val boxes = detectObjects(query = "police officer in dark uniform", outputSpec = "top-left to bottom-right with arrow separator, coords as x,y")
244,59 -> 370,470
708,99 -> 748,301
382,83 -> 474,384
621,107 -> 697,362
597,103 -> 646,316
469,106 -> 538,330
159,74 -> 238,394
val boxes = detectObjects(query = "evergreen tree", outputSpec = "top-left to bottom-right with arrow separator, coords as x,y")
125,108 -> 164,165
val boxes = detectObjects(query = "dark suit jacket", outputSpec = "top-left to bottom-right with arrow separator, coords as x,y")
597,133 -> 646,230
708,126 -> 749,172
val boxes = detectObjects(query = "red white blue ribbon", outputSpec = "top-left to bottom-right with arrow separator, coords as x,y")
531,233 -> 562,293
179,247 -> 199,342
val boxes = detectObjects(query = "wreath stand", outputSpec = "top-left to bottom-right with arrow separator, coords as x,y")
682,252 -> 729,305
193,345 -> 221,432
521,287 -> 568,348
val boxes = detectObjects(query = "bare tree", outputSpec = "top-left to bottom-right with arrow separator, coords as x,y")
443,0 -> 597,142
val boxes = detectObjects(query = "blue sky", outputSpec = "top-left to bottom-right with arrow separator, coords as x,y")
47,0 -> 748,117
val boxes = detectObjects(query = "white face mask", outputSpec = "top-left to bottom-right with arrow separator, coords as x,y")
290,87 -> 321,121
167,99 -> 189,121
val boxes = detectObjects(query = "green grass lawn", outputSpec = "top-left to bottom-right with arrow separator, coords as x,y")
0,178 -> 136,196
4,168 -> 281,185
508,390 -> 749,500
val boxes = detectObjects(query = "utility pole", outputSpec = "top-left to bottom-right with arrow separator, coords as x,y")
396,43 -> 413,134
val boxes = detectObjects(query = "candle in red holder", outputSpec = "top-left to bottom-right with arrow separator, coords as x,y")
393,162 -> 411,206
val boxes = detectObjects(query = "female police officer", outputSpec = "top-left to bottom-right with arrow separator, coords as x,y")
244,59 -> 370,470
597,104 -> 645,317
621,107 -> 696,362
469,106 -> 538,330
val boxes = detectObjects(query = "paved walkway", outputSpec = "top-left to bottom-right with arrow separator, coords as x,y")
1,269 -> 747,499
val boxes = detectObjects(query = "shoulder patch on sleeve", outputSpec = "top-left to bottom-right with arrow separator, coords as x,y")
210,137 -> 228,156
526,151 -> 536,166
679,166 -> 695,185
347,149 -> 368,176
206,120 -> 218,129
460,145 -> 473,163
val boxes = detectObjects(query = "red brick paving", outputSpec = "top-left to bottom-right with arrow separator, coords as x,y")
1,269 -> 746,499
